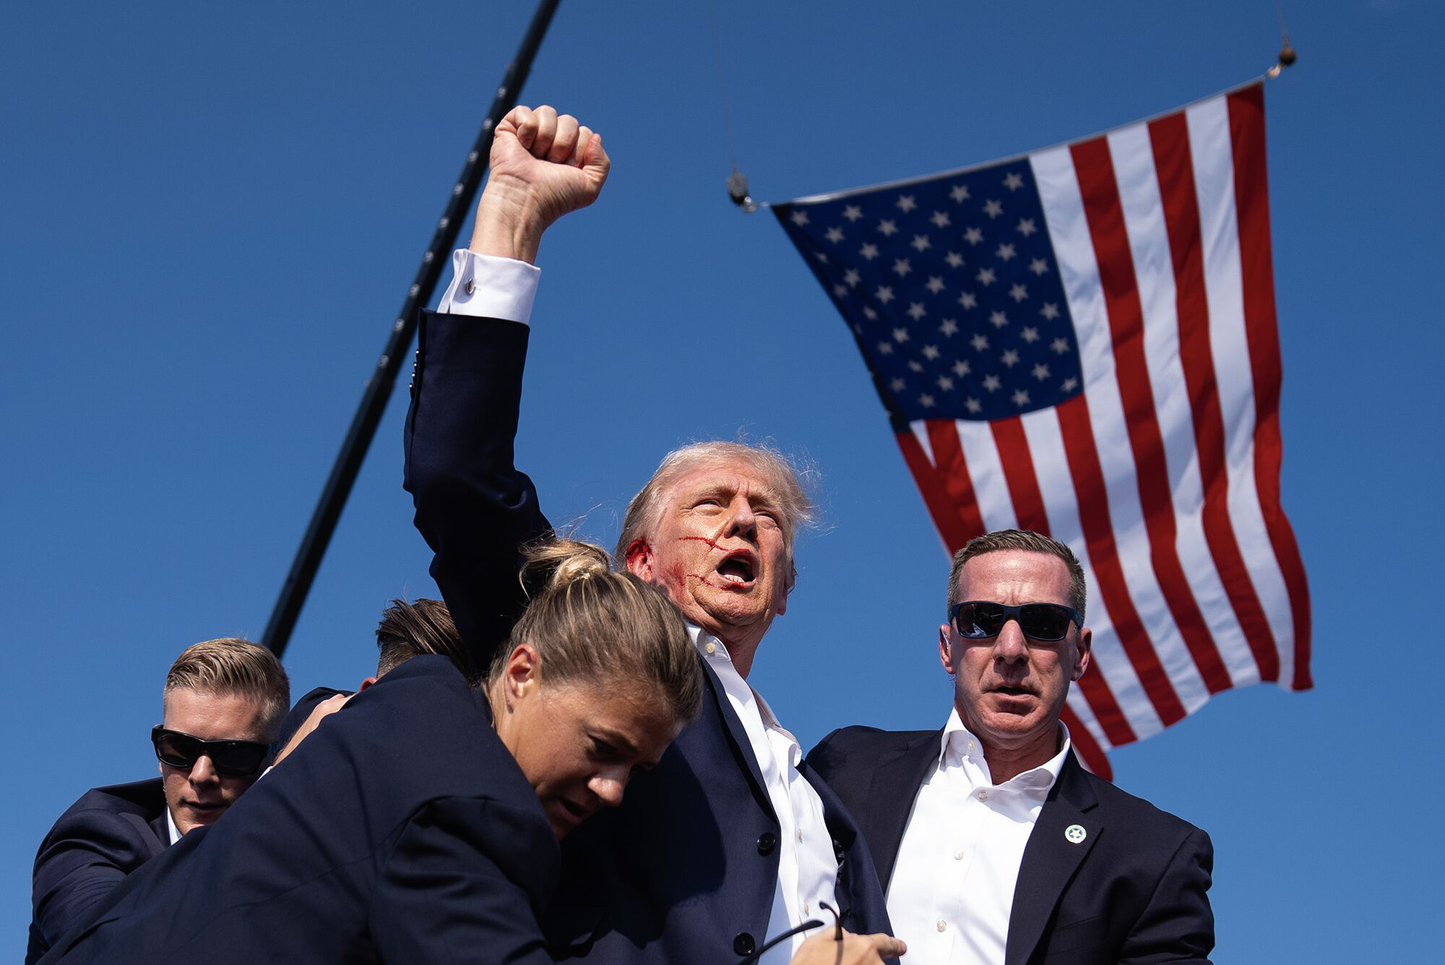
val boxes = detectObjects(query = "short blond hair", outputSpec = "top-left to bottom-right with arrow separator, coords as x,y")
164,639 -> 291,740
947,529 -> 1087,618
615,441 -> 815,591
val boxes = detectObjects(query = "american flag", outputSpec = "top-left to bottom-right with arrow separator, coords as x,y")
774,81 -> 1310,777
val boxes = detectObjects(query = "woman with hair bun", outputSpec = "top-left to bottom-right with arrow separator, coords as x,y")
40,539 -> 901,965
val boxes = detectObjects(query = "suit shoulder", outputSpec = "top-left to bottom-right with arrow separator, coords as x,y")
814,725 -> 935,755
806,725 -> 936,780
1082,770 -> 1209,846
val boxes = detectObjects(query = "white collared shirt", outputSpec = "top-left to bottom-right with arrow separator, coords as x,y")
692,626 -> 839,965
165,806 -> 182,845
886,709 -> 1071,965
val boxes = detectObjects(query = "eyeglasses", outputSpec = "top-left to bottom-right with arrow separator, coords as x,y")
948,601 -> 1083,643
738,901 -> 841,965
151,726 -> 271,777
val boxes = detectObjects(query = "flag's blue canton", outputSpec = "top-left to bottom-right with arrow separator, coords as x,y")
779,161 -> 1083,422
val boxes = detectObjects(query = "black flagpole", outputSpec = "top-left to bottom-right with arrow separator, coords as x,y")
262,0 -> 563,657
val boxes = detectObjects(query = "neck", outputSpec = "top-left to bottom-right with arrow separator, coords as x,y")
696,623 -> 764,678
977,725 -> 1060,785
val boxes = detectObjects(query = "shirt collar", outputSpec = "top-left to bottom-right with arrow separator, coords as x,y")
688,624 -> 793,737
165,805 -> 182,846
939,706 -> 1072,791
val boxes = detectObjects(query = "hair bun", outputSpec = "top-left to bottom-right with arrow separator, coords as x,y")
522,538 -> 613,593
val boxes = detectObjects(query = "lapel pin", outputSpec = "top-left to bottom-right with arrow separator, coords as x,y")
1064,824 -> 1087,844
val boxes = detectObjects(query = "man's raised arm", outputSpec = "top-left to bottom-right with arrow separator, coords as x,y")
403,105 -> 610,674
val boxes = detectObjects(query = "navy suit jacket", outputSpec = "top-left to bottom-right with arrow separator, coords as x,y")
807,726 -> 1215,965
405,310 -> 894,965
39,656 -> 558,965
27,779 -> 170,964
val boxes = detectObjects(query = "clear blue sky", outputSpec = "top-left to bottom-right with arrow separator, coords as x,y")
3,1 -> 1440,959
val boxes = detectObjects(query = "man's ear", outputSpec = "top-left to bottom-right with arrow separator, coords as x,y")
1071,627 -> 1093,681
357,676 -> 379,692
624,538 -> 656,582
939,624 -> 955,675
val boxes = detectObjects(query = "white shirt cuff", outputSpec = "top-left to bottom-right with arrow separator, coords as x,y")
435,249 -> 540,325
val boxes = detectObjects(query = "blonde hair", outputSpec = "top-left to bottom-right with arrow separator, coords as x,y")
491,539 -> 702,724
164,638 -> 291,740
615,441 -> 815,591
947,529 -> 1087,617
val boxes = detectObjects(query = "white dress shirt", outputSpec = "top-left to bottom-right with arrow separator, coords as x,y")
886,709 -> 1071,965
691,625 -> 839,965
165,807 -> 182,845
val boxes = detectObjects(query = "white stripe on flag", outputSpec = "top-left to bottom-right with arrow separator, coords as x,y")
954,420 -> 1019,532
1187,97 -> 1297,683
1032,141 -> 1210,719
1106,121 -> 1253,691
1019,407 -> 1164,739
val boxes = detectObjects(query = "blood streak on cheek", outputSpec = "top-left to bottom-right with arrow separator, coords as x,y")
685,573 -> 722,589
678,536 -> 724,551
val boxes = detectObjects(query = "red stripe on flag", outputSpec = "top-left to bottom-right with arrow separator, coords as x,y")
989,417 -> 1051,534
924,421 -> 989,546
1061,703 -> 1113,780
894,428 -> 979,552
1070,137 -> 1233,695
1055,394 -> 1187,727
990,415 -> 1135,745
1149,109 -> 1282,683
1227,84 -> 1313,690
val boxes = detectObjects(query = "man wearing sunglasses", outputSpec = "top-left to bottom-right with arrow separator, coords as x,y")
807,529 -> 1214,965
27,638 -> 289,964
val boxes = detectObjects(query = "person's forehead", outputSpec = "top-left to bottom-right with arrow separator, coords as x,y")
664,458 -> 783,504
162,687 -> 266,734
956,550 -> 1071,599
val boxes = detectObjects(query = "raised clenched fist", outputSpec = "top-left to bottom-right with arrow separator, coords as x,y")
469,104 -> 611,264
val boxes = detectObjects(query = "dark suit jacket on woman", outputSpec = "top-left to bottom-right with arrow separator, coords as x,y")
39,656 -> 559,965
26,779 -> 170,964
808,726 -> 1215,965
404,310 -> 895,965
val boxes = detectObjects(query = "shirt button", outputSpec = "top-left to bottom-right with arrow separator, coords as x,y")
967,741 -> 975,751
936,919 -> 947,932
803,902 -> 810,915
953,848 -> 965,860
464,278 -> 476,295
977,790 -> 989,801
704,642 -> 717,655
796,830 -> 803,842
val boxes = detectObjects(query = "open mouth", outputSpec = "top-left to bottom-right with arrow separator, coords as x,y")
715,552 -> 756,587
557,798 -> 590,826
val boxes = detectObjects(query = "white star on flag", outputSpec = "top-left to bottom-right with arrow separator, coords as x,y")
896,195 -> 917,212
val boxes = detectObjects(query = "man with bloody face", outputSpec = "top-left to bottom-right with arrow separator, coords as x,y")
403,103 -> 894,965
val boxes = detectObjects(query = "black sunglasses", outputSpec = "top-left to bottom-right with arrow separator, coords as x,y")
948,600 -> 1083,643
151,726 -> 271,777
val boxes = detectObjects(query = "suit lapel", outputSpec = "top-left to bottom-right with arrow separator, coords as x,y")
698,657 -> 773,817
865,730 -> 943,890
1005,752 -> 1100,965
